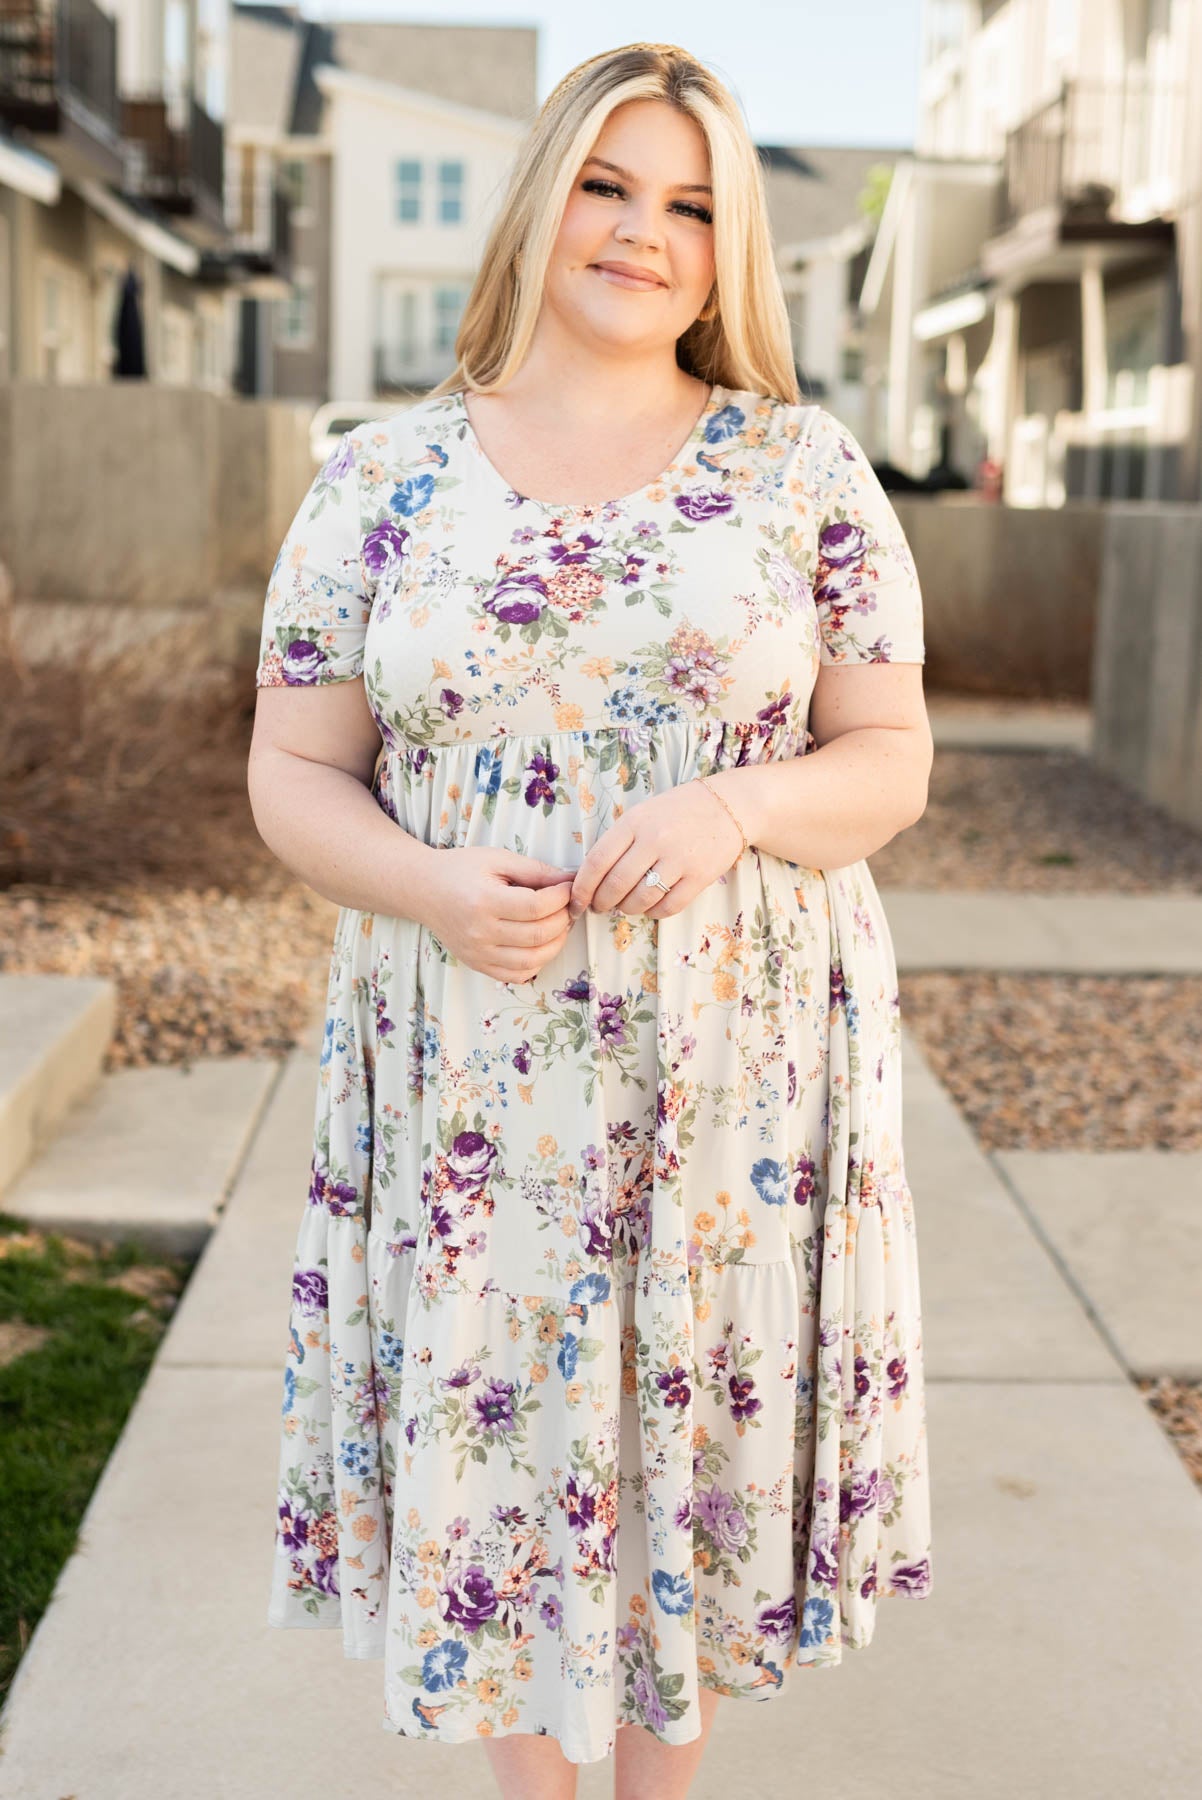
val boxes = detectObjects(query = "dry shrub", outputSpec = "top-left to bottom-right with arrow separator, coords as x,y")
0,599 -> 284,896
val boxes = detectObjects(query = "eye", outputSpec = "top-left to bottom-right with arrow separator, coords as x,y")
580,177 -> 712,226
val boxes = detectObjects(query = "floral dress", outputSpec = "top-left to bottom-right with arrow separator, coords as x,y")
255,383 -> 934,1764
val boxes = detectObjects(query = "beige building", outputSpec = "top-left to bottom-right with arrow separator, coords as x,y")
0,0 -> 289,387
861,0 -> 1202,503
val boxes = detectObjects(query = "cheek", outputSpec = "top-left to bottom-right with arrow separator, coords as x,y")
552,196 -> 600,264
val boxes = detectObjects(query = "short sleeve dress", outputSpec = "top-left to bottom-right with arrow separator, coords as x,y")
256,384 -> 933,1764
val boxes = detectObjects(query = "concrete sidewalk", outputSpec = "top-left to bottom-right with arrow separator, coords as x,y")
882,889 -> 1202,973
1,1001 -> 1200,1798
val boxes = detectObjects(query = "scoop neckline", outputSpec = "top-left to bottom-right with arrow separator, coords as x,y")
455,381 -> 727,512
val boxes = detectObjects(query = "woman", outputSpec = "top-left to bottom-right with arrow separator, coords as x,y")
249,41 -> 934,1800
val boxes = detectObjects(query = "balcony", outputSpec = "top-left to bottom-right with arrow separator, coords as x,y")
199,178 -> 292,294
120,90 -> 225,242
996,74 -> 1187,236
0,0 -> 123,184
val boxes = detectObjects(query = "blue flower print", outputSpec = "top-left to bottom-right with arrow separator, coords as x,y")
651,1568 -> 694,1615
337,1438 -> 374,1478
422,1638 -> 469,1692
392,472 -> 436,516
569,1272 -> 611,1309
703,402 -> 746,443
557,1331 -> 579,1380
799,1595 -> 835,1648
750,1157 -> 789,1206
281,1365 -> 296,1415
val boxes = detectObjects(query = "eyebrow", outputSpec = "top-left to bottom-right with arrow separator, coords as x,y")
582,156 -> 712,195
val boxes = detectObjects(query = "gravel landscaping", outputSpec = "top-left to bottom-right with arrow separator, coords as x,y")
899,971 -> 1202,1152
869,745 -> 1202,892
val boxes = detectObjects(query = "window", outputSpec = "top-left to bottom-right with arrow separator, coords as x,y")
275,269 -> 315,349
396,159 -> 422,223
437,160 -> 464,223
434,285 -> 467,352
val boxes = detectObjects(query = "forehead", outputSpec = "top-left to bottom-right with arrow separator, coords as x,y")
586,100 -> 711,178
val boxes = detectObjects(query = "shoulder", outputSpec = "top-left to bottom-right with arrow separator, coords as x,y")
711,388 -> 830,456
343,392 -> 462,463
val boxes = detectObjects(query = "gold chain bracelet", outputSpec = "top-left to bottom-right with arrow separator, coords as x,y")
696,775 -> 748,863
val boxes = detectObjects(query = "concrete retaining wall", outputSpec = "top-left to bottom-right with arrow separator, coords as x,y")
893,493 -> 1104,699
0,382 -> 314,609
1090,501 -> 1202,832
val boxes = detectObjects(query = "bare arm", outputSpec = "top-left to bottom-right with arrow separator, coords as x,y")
700,662 -> 933,869
246,677 -> 440,921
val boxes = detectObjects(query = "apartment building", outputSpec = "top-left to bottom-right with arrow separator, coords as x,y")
227,7 -> 537,405
861,0 -> 1202,503
0,0 -> 290,386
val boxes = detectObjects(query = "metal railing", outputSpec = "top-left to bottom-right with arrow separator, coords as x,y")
997,73 -> 1187,232
0,0 -> 118,134
120,88 -> 224,220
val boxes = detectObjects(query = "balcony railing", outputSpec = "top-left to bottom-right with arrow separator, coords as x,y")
0,0 -> 121,175
121,90 -> 224,230
997,74 -> 1187,234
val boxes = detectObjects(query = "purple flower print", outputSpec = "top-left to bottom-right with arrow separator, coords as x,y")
793,1155 -> 817,1206
440,687 -> 465,718
657,1364 -> 691,1409
886,1353 -> 909,1400
321,435 -> 356,483
564,1473 -> 596,1531
633,1663 -> 669,1731
594,991 -> 629,1055
674,488 -> 734,523
441,1563 -> 499,1629
446,1129 -> 497,1197
727,1372 -> 761,1425
486,569 -> 547,625
664,648 -> 725,708
539,1594 -> 564,1631
819,519 -> 870,566
277,1498 -> 310,1551
577,1202 -> 613,1260
620,552 -> 647,586
292,1267 -> 328,1314
763,548 -> 813,612
889,1559 -> 931,1594
757,693 -> 793,732
695,1486 -> 749,1553
441,1361 -> 482,1389
472,1376 -> 517,1434
523,751 -> 559,807
756,1594 -> 798,1642
281,639 -> 327,684
361,518 -> 409,578
830,961 -> 847,1012
556,973 -> 594,1006
841,1466 -> 879,1521
512,1039 -> 533,1075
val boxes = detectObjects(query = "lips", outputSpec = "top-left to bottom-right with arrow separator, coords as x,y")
590,263 -> 668,290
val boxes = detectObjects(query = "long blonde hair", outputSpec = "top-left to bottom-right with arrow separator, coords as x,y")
427,42 -> 799,404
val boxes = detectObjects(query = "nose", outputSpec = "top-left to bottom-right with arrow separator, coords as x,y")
615,197 -> 663,251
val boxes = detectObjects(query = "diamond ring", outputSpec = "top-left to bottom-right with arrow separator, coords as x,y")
642,867 -> 672,894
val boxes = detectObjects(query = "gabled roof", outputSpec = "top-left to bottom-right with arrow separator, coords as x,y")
758,141 -> 911,251
230,5 -> 538,140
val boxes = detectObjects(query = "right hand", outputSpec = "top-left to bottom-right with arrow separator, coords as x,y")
418,845 -> 581,984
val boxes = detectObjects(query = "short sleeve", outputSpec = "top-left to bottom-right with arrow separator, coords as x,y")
254,431 -> 372,687
810,408 -> 926,665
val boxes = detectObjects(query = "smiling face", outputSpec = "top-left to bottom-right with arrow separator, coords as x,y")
544,98 -> 716,356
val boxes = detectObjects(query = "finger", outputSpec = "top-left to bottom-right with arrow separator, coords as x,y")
494,876 -> 575,920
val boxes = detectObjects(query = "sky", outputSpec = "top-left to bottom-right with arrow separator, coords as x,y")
297,1 -> 926,147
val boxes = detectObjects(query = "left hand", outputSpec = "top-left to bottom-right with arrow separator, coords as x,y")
567,778 -> 747,922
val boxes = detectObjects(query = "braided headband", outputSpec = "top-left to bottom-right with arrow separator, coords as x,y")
544,43 -> 700,108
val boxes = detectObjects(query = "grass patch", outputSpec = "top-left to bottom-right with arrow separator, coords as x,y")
0,1213 -> 193,1708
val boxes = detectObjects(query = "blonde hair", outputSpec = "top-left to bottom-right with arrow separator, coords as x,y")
427,42 -> 800,404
